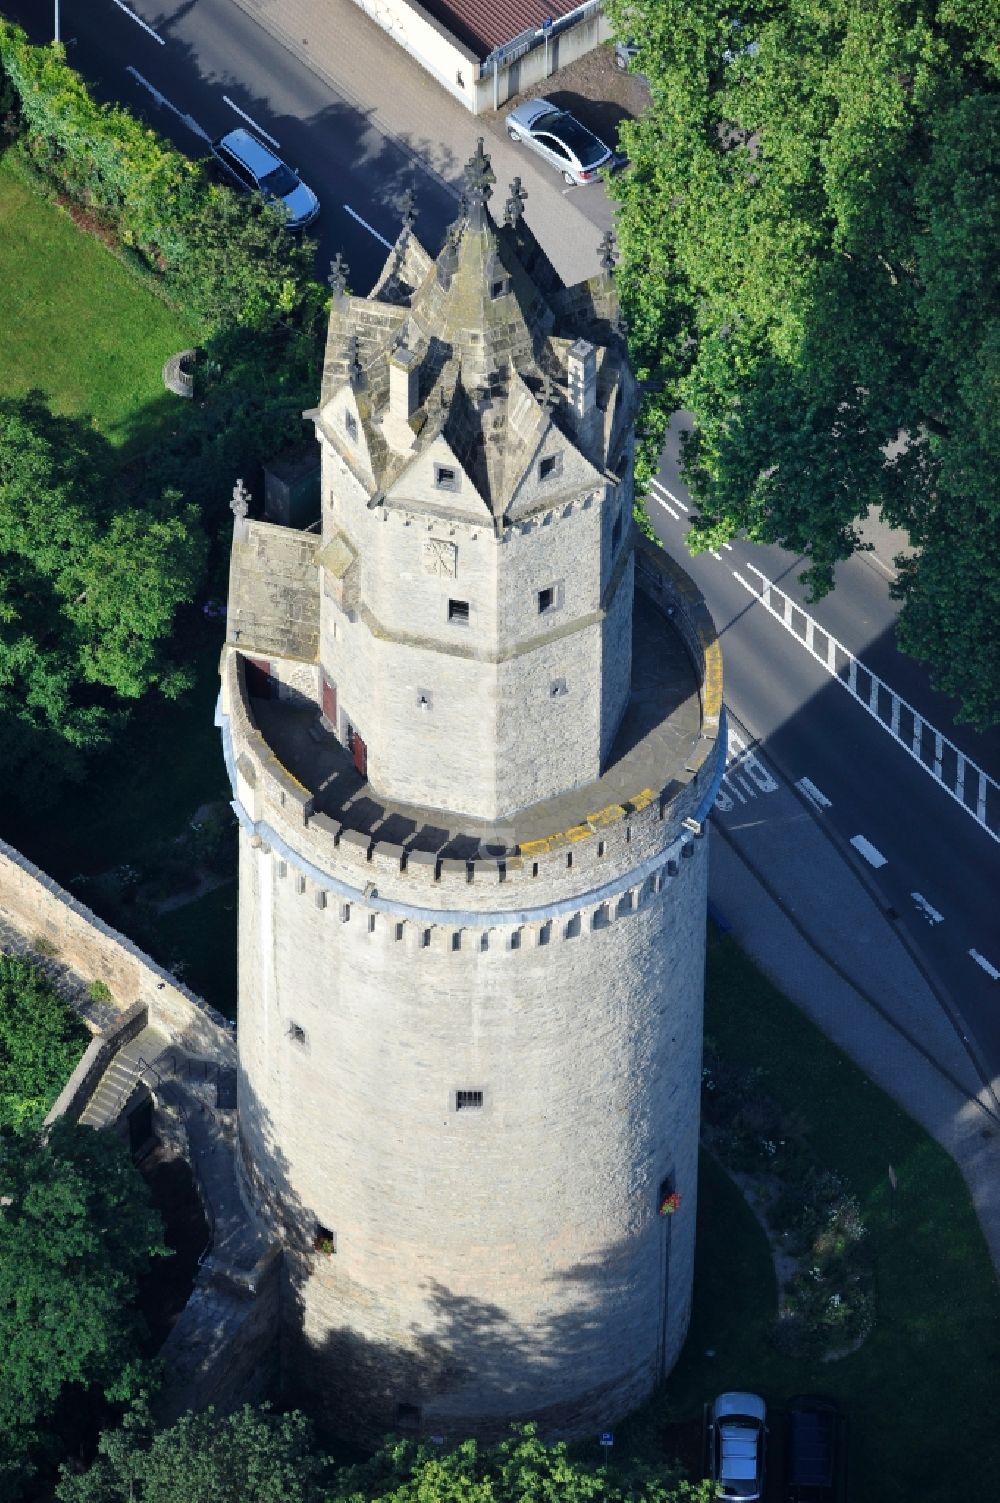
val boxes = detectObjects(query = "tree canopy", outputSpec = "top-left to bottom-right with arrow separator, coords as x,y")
58,1415 -> 711,1503
0,393 -> 207,792
607,0 -> 1000,727
0,1120 -> 165,1488
0,954 -> 89,1129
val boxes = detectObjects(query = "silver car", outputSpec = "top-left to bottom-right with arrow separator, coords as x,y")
707,1392 -> 767,1501
505,98 -> 613,186
210,127 -> 320,230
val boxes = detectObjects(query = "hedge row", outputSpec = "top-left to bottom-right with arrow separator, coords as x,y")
0,21 -> 324,332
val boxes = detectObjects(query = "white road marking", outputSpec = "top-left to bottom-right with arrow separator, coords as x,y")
722,542 -> 734,551
343,203 -> 393,249
112,0 -> 164,42
710,550 -> 723,561
223,96 -> 280,148
910,892 -> 944,925
650,478 -> 689,512
732,564 -> 1000,843
650,491 -> 680,520
125,67 -> 209,138
850,834 -> 888,868
969,949 -> 1000,981
796,777 -> 831,810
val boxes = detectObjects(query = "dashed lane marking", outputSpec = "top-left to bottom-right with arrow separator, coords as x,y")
223,96 -> 280,148
796,777 -> 831,810
911,893 -> 944,926
650,478 -> 689,512
124,68 -> 209,138
343,203 -> 393,249
850,834 -> 888,868
112,0 -> 164,42
969,949 -> 1000,981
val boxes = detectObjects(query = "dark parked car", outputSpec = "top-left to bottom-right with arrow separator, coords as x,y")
784,1395 -> 840,1502
505,97 -> 613,185
210,127 -> 320,230
707,1392 -> 767,1501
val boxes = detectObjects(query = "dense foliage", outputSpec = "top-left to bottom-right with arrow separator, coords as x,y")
0,22 -> 321,334
0,393 -> 207,793
607,0 -> 1000,727
0,1120 -> 165,1491
58,1414 -> 710,1503
0,953 -> 88,1128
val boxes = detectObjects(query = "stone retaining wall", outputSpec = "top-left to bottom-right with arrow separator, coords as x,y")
0,836 -> 234,1061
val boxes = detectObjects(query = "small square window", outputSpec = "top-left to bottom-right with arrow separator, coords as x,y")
417,689 -> 433,710
288,1022 -> 307,1046
344,411 -> 358,441
448,598 -> 470,625
490,277 -> 510,299
314,1223 -> 336,1254
550,678 -> 568,698
538,586 -> 555,614
434,464 -> 459,491
455,1090 -> 484,1111
539,453 -> 562,481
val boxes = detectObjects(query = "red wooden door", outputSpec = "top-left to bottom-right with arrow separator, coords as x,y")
352,730 -> 367,778
322,675 -> 337,725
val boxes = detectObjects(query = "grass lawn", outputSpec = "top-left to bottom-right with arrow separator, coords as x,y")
0,150 -> 199,452
615,931 -> 1000,1501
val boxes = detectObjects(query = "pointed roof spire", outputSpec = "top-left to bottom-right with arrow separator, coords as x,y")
598,229 -> 617,275
328,252 -> 350,296
504,175 -> 527,227
463,137 -> 495,230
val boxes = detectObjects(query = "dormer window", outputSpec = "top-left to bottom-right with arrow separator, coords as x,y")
539,453 -> 562,482
490,277 -> 511,299
435,463 -> 459,491
448,599 -> 470,625
344,411 -> 358,441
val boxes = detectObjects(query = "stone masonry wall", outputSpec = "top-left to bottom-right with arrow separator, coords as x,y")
0,837 -> 233,1060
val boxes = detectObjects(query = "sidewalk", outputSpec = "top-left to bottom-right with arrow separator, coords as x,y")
710,824 -> 1000,1274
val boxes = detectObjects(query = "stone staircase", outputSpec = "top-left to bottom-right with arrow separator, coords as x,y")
78,1022 -> 171,1129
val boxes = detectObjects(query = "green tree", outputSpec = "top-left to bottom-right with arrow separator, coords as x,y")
0,1120 -> 165,1484
57,1403 -> 330,1503
59,1416 -> 709,1503
607,0 -> 1000,727
330,1426 -> 709,1503
0,954 -> 89,1129
0,393 -> 207,790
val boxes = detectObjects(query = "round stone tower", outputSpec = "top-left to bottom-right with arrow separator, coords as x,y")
219,142 -> 725,1440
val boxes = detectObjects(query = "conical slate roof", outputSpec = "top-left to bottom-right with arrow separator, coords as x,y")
315,140 -> 637,523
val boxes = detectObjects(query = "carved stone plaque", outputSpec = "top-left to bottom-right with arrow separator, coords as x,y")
422,538 -> 457,577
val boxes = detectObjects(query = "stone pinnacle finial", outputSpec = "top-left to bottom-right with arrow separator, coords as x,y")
231,478 -> 250,521
231,478 -> 250,542
504,175 -> 527,227
598,229 -> 616,275
540,371 -> 558,416
328,253 -> 350,296
399,187 -> 417,233
463,137 -> 495,229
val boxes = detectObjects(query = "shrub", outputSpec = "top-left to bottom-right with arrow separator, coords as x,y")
0,23 -> 324,334
0,954 -> 88,1127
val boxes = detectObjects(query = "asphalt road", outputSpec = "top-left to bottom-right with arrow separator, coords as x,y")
653,418 -> 1000,1082
8,1 -> 1000,1079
